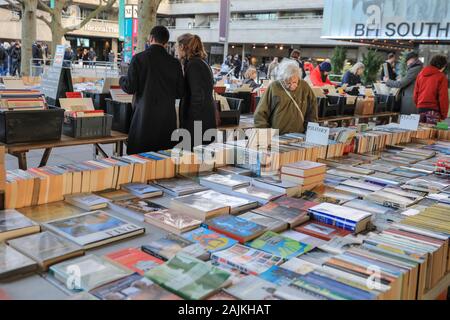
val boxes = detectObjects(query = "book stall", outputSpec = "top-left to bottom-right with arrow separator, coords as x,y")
0,103 -> 450,300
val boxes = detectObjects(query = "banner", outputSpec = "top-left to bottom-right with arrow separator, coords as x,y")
119,0 -> 125,41
218,0 -> 231,43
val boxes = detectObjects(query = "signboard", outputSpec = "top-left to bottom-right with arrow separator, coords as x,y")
322,0 -> 450,40
306,123 -> 330,146
41,68 -> 73,107
53,45 -> 65,68
119,0 -> 125,41
218,0 -> 231,43
399,114 -> 420,130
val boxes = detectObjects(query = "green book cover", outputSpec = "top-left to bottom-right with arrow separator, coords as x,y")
145,253 -> 231,300
247,231 -> 313,260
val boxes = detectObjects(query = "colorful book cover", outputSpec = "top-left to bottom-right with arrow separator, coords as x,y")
105,248 -> 164,275
205,215 -> 267,243
259,265 -> 302,286
182,227 -> 238,253
247,231 -> 313,260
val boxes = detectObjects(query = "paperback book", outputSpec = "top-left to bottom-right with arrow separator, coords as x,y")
182,227 -> 238,253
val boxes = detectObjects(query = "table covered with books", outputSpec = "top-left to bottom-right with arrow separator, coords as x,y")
1,114 -> 450,300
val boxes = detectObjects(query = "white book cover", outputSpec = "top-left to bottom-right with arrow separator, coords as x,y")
308,203 -> 372,222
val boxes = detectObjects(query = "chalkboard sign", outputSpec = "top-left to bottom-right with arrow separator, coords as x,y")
41,67 -> 73,107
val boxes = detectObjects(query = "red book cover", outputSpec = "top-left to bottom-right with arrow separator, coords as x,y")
295,221 -> 351,241
273,196 -> 319,211
105,248 -> 164,275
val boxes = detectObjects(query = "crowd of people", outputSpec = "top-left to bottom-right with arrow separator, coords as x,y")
0,41 -> 23,76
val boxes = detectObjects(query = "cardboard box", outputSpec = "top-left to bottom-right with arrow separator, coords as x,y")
355,98 -> 375,115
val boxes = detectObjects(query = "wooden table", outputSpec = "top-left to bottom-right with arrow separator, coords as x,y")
5,131 -> 128,170
318,112 -> 400,126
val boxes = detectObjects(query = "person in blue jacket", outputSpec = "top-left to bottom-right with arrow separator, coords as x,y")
342,62 -> 365,87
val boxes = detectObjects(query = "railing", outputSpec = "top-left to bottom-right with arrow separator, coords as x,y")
30,59 -> 121,78
211,15 -> 324,22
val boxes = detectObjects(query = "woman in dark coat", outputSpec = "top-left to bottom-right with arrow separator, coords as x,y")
177,34 -> 217,150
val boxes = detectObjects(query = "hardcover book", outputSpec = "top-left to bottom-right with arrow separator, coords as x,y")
238,212 -> 288,233
153,178 -> 208,196
204,215 -> 267,243
0,242 -> 37,280
142,233 -> 209,261
295,221 -> 352,241
89,273 -> 182,300
145,252 -> 231,300
171,190 -> 232,220
50,254 -> 133,291
43,211 -> 145,249
247,231 -> 313,260
253,197 -> 314,227
17,202 -> 85,223
199,174 -> 250,191
121,183 -> 163,199
64,193 -> 109,211
7,231 -> 84,270
0,209 -> 40,242
144,210 -> 201,234
104,248 -> 164,275
182,227 -> 238,253
281,161 -> 326,177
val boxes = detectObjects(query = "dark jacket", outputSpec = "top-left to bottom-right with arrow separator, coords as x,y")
414,66 -> 449,119
380,61 -> 397,81
386,60 -> 423,115
297,60 -> 306,79
179,57 -> 217,149
120,45 -> 184,154
342,70 -> 361,87
0,46 -> 5,63
10,46 -> 21,61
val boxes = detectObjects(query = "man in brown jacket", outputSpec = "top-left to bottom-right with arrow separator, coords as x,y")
254,59 -> 318,135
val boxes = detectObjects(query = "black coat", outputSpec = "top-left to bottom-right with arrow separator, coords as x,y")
120,45 -> 184,155
380,62 -> 397,81
179,57 -> 217,149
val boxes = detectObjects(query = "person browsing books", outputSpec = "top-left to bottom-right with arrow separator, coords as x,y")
254,59 -> 318,135
120,26 -> 184,154
310,61 -> 335,87
176,33 -> 217,150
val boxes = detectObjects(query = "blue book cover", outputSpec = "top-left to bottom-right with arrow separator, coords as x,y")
259,265 -> 301,286
182,227 -> 237,253
205,215 -> 267,242
247,231 -> 313,260
139,153 -> 164,161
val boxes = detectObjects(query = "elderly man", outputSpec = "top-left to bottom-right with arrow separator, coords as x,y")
254,59 -> 318,135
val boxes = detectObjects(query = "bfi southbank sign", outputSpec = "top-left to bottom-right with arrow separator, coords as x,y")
322,0 -> 450,40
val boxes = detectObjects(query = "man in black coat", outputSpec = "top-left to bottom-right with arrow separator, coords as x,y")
120,26 -> 184,155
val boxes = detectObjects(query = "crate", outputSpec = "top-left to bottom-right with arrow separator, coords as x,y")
0,108 -> 64,144
217,97 -> 242,126
340,96 -> 358,116
83,91 -> 112,112
223,92 -> 252,114
105,99 -> 133,134
63,114 -> 113,138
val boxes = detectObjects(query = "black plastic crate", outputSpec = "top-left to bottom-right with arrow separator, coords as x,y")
218,97 -> 242,126
83,91 -> 111,112
340,96 -> 358,116
105,99 -> 133,134
0,108 -> 65,144
223,91 -> 252,114
63,114 -> 113,138
374,94 -> 389,113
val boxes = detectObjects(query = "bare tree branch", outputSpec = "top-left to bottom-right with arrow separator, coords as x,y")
37,0 -> 53,14
64,0 -> 117,32
37,14 -> 51,29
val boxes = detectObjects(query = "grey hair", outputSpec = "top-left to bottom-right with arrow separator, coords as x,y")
350,62 -> 365,75
276,59 -> 303,81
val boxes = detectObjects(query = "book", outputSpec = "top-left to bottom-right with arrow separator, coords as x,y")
64,193 -> 109,211
247,231 -> 313,260
238,212 -> 288,233
0,242 -> 37,280
145,252 -> 231,300
211,244 -> 283,275
426,193 -> 450,204
259,265 -> 302,287
207,290 -> 238,300
204,215 -> 267,243
253,197 -> 315,227
320,235 -> 366,254
253,176 -> 302,197
109,198 -> 169,221
94,189 -> 135,202
224,275 -> 278,300
280,173 -> 325,186
295,221 -> 352,242
50,254 -> 133,291
216,166 -> 252,176
281,161 -> 326,177
121,183 -> 163,199
0,209 -> 40,242
231,185 -> 285,205
280,230 -> 328,248
308,203 -> 372,233
142,233 -> 209,261
104,248 -> 164,275
343,199 -> 392,215
153,178 -> 208,196
43,211 -> 145,249
18,202 -> 85,223
144,210 -> 201,234
182,227 -> 238,253
89,273 -> 182,300
199,174 -> 250,191
171,190 -> 232,220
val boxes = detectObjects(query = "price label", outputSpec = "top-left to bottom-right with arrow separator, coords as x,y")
399,114 -> 420,130
306,122 -> 330,146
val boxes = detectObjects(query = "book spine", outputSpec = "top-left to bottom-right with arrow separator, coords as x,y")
308,209 -> 359,228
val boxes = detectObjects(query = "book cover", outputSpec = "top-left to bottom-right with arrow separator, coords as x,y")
259,265 -> 302,286
247,231 -> 313,260
145,252 -> 231,300
144,210 -> 201,233
253,200 -> 311,227
0,209 -> 40,241
239,212 -> 288,233
89,273 -> 182,300
121,183 -> 163,198
172,190 -> 231,218
199,174 -> 250,190
205,215 -> 267,243
295,221 -> 352,241
17,202 -> 85,223
43,211 -> 145,249
112,198 -> 169,214
142,234 -> 209,261
281,161 -> 326,177
64,193 -> 108,211
182,227 -> 238,253
224,275 -> 278,300
105,248 -> 164,275
50,255 -> 133,291
0,242 -> 37,280
7,231 -> 84,270
154,178 -> 207,196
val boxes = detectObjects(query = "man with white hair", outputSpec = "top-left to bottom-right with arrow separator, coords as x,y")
254,59 -> 318,134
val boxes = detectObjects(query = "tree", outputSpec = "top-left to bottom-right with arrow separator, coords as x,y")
37,0 -> 117,55
136,0 -> 163,53
362,49 -> 384,85
398,50 -> 413,79
5,0 -> 38,76
331,47 -> 347,75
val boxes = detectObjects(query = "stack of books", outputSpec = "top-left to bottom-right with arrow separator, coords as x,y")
281,161 -> 326,191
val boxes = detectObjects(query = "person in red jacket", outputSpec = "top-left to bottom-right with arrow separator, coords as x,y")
414,55 -> 449,123
310,61 -> 335,87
